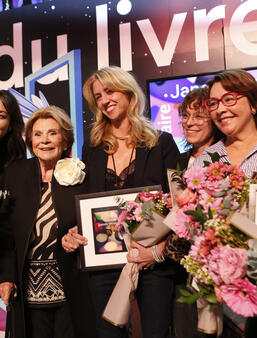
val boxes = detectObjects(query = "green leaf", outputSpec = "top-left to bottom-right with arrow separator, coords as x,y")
177,293 -> 202,304
220,183 -> 230,189
207,152 -> 227,163
208,207 -> 213,219
205,294 -> 218,304
219,209 -> 230,215
214,191 -> 226,197
196,283 -> 210,295
222,198 -> 232,209
179,288 -> 192,297
203,161 -> 211,167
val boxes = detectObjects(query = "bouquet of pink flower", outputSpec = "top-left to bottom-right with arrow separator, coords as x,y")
169,155 -> 257,318
103,190 -> 172,326
115,191 -> 172,247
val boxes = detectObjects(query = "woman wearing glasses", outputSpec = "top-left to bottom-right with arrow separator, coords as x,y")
193,69 -> 257,175
192,69 -> 257,338
163,87 -> 223,338
178,87 -> 223,169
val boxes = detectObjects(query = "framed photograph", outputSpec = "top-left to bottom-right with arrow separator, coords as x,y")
249,184 -> 257,224
75,185 -> 161,270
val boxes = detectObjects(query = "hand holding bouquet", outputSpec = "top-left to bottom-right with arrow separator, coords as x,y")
103,190 -> 173,326
115,190 -> 172,247
169,154 -> 257,319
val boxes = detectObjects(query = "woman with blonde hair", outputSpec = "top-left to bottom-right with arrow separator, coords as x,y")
63,66 -> 182,338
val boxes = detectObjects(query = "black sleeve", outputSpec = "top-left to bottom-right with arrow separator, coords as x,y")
159,132 -> 181,192
0,172 -> 16,283
160,132 -> 181,170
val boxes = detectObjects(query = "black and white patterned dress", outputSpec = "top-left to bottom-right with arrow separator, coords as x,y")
24,182 -> 66,308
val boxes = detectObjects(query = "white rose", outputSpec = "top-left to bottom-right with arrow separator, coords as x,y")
54,158 -> 86,186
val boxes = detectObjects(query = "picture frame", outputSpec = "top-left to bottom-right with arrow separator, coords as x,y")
75,185 -> 161,270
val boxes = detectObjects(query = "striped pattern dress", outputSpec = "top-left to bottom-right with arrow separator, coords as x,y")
23,182 -> 66,308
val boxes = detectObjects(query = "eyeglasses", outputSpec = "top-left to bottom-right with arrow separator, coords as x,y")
204,92 -> 245,112
181,112 -> 210,124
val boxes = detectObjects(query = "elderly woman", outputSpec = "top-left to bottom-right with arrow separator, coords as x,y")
63,66 -> 181,338
192,69 -> 257,338
0,106 -> 96,338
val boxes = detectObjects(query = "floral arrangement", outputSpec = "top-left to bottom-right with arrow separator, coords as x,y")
116,191 -> 172,234
170,154 -> 257,317
54,158 -> 85,186
103,190 -> 173,326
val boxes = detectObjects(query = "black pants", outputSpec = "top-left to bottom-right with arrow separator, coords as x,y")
24,303 -> 75,338
245,317 -> 257,338
90,268 -> 174,338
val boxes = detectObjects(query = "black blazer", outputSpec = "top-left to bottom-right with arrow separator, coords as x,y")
0,157 -> 97,338
82,131 -> 183,275
83,131 -> 180,193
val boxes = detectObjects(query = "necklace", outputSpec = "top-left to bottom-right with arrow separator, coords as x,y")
112,134 -> 130,140
111,146 -> 135,188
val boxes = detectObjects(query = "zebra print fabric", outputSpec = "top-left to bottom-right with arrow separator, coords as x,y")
24,182 -> 66,307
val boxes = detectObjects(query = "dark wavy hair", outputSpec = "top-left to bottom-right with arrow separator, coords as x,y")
0,90 -> 26,169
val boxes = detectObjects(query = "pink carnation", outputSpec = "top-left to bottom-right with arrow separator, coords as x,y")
174,203 -> 199,240
204,179 -> 226,195
207,245 -> 247,285
221,278 -> 257,317
175,188 -> 198,207
116,210 -> 127,231
183,166 -> 207,192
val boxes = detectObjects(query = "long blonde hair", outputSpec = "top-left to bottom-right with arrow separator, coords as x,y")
83,66 -> 159,153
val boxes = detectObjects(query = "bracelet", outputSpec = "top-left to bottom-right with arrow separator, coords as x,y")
151,245 -> 165,263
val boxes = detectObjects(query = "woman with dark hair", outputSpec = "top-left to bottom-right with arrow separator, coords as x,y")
0,106 -> 97,338
162,87 -> 223,338
0,90 -> 26,319
178,86 -> 223,169
193,69 -> 257,175
193,69 -> 257,338
0,90 -> 26,171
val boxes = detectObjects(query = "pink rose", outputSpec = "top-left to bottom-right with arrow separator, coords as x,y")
137,192 -> 154,202
175,188 -> 197,207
